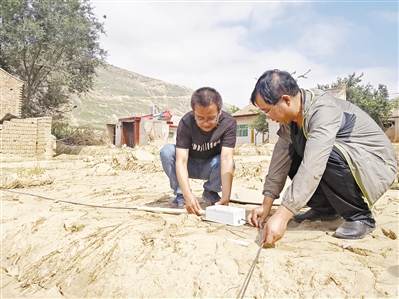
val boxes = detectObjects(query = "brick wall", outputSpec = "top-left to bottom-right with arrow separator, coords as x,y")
0,68 -> 24,119
0,117 -> 53,161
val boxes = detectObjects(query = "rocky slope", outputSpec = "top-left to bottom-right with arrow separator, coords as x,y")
68,64 -> 194,130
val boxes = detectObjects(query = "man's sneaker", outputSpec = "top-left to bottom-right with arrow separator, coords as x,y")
170,194 -> 185,209
293,209 -> 341,222
333,220 -> 375,239
202,188 -> 221,205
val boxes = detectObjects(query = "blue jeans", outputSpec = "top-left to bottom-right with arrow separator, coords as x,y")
160,144 -> 222,195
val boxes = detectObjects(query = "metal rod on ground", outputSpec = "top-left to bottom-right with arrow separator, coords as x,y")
237,242 -> 265,299
137,206 -> 205,215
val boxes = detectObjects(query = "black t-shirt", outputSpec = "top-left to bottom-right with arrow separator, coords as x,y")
176,111 -> 237,159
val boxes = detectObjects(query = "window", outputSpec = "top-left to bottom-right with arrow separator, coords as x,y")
237,124 -> 248,137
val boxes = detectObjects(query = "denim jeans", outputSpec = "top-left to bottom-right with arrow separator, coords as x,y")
160,144 -> 222,195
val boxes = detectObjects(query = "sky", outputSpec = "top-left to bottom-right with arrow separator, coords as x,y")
91,0 -> 398,109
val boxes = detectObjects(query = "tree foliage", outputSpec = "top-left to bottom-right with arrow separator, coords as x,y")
318,73 -> 392,128
249,110 -> 268,144
0,0 -> 107,118
250,110 -> 268,133
226,105 -> 240,115
389,97 -> 399,111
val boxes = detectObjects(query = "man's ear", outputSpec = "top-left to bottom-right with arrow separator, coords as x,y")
281,95 -> 291,106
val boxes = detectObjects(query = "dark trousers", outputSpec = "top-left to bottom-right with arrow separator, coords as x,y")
289,147 -> 375,224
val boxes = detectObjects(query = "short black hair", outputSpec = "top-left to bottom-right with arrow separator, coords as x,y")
250,69 -> 300,106
191,87 -> 223,111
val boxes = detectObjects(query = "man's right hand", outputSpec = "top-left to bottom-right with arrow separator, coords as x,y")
247,198 -> 273,228
184,192 -> 203,216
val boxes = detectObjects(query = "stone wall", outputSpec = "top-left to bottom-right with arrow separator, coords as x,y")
0,117 -> 54,161
0,68 -> 24,119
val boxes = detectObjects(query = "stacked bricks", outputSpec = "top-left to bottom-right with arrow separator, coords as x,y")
0,117 -> 53,161
37,117 -> 53,160
0,68 -> 24,119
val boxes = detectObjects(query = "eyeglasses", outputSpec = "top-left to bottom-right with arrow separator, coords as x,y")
260,103 -> 278,116
194,113 -> 220,124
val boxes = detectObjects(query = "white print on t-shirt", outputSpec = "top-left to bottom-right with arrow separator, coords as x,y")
192,139 -> 221,152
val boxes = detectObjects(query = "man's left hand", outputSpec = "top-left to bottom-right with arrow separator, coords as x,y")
262,205 -> 294,246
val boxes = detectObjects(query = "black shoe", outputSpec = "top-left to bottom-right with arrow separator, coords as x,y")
170,194 -> 185,209
293,209 -> 341,222
202,188 -> 221,205
333,220 -> 375,239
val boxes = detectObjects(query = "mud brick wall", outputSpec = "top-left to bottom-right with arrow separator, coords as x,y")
37,117 -> 53,160
0,117 -> 53,161
0,68 -> 24,119
140,119 -> 169,146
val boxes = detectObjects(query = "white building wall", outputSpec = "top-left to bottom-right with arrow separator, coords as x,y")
141,119 -> 169,145
268,120 -> 280,144
235,118 -> 252,144
115,121 -> 122,147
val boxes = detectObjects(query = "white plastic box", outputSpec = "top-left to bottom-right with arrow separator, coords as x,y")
205,205 -> 246,226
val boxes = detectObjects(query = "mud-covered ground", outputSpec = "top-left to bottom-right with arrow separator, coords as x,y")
1,143 -> 398,298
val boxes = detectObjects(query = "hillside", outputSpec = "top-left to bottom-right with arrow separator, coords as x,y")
68,64 -> 195,130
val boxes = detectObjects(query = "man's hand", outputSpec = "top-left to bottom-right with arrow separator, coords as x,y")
261,205 -> 294,246
262,214 -> 287,246
215,197 -> 229,206
184,192 -> 203,216
247,196 -> 274,228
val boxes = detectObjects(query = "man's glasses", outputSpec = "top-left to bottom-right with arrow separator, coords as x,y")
194,113 -> 219,124
260,104 -> 277,116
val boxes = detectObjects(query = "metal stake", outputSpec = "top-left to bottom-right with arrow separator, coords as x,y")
236,242 -> 265,299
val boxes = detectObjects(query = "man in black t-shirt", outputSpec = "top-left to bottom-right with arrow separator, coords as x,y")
160,87 -> 237,215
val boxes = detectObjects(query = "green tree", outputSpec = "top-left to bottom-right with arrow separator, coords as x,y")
226,105 -> 240,115
0,0 -> 107,118
389,97 -> 399,111
249,110 -> 268,145
318,73 -> 392,128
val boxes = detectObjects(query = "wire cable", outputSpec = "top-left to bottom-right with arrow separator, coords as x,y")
2,189 -> 139,210
236,242 -> 265,299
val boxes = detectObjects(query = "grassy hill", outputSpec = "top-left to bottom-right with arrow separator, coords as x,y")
68,64 -> 195,131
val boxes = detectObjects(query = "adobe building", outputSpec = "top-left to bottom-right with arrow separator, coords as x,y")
0,68 -> 24,120
107,109 -> 178,148
0,68 -> 54,160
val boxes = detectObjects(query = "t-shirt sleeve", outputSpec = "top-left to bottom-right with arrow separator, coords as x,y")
221,117 -> 237,148
176,118 -> 192,149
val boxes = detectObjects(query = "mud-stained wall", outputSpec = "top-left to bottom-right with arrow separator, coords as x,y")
0,117 -> 53,161
140,119 -> 169,146
0,68 -> 24,119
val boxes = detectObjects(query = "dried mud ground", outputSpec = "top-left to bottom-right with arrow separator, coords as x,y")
1,143 -> 398,299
